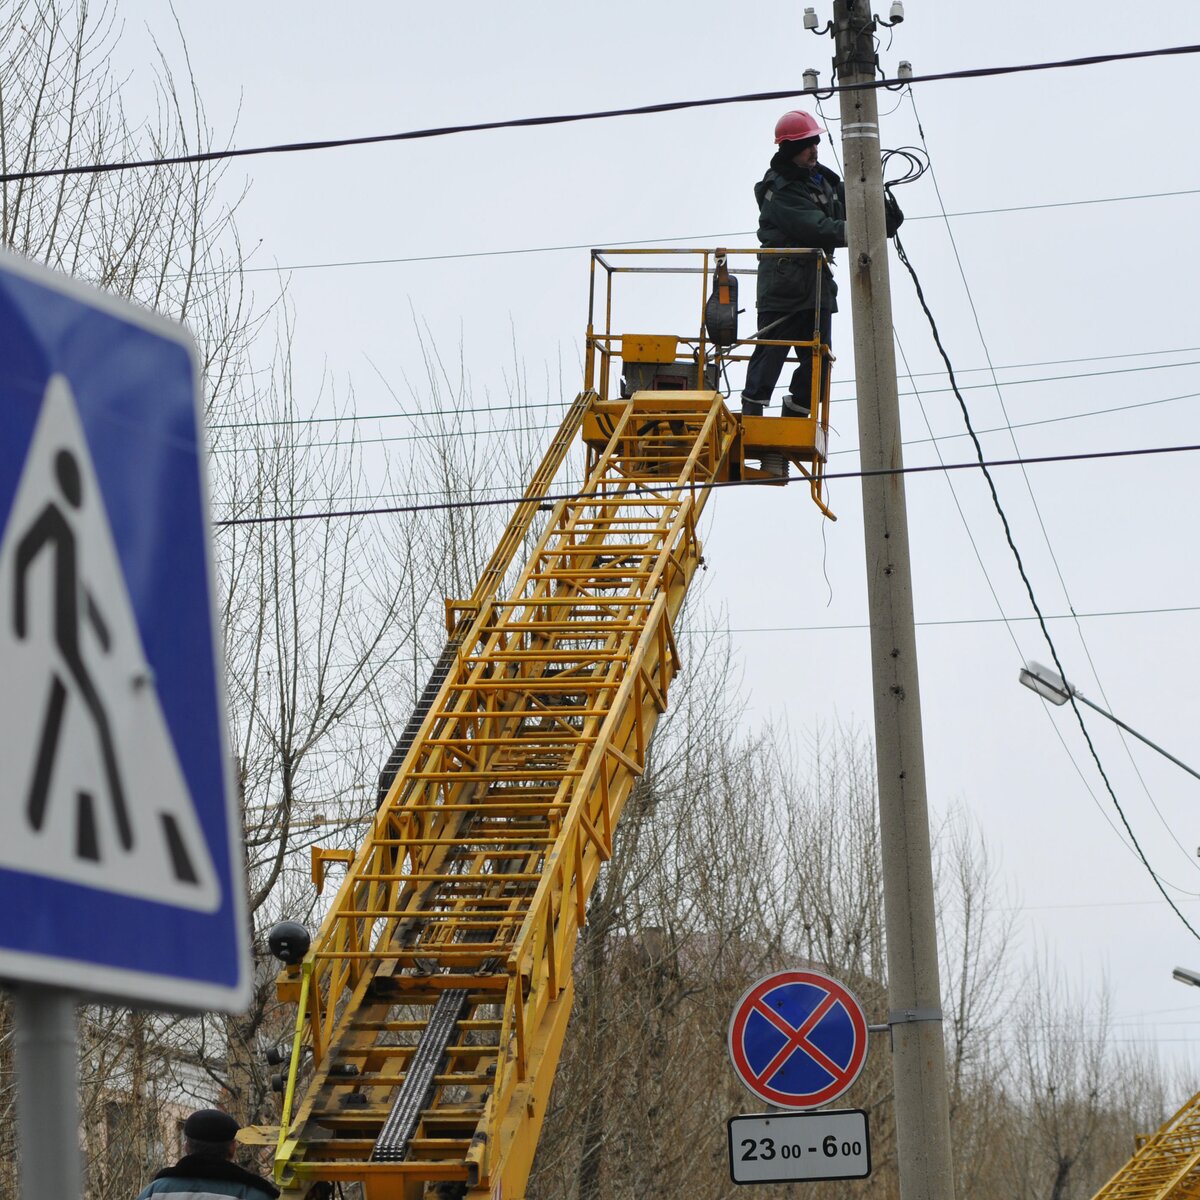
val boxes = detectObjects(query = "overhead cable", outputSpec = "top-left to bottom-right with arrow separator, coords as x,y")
862,108 -> 1131,856
166,186 -> 1200,278
889,99 -> 1171,865
723,606 -> 1200,634
3,43 -> 1199,184
208,358 -> 1200,433
224,376 -> 1195,501
907,88 -> 1197,873
211,440 -> 1200,528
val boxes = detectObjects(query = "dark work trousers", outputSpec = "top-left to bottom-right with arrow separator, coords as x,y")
742,307 -> 833,414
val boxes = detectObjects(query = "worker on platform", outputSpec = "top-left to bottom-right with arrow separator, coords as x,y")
135,1109 -> 279,1200
740,110 -> 901,418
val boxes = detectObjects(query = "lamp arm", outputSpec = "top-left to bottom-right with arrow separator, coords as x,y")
1071,692 -> 1200,784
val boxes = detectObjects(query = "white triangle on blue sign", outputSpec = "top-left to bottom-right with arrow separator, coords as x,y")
0,374 -> 220,911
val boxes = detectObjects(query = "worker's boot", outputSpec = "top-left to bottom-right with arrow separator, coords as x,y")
781,393 -> 811,419
740,393 -> 766,417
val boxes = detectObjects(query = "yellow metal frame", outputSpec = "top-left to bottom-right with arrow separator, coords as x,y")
270,389 -> 737,1198
1091,1091 -> 1200,1200
584,246 -> 836,517
263,246 -> 844,1199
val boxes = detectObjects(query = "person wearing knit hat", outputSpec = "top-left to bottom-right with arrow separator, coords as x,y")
134,1108 -> 279,1200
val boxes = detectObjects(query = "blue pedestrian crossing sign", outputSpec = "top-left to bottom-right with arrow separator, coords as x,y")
728,969 -> 869,1109
0,250 -> 250,1012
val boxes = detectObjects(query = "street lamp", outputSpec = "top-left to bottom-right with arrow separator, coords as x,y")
1172,966 -> 1200,988
1018,660 -> 1200,783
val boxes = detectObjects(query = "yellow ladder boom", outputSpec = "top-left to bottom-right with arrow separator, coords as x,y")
1091,1092 -> 1200,1200
271,389 -> 737,1199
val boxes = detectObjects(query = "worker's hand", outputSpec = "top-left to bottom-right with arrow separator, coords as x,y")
884,192 -> 904,238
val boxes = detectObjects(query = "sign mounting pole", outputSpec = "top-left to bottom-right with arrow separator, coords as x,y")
13,986 -> 81,1199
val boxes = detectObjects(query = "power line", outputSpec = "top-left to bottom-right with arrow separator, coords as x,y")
821,100 -> 1167,859
719,606 -> 1200,634
210,419 -> 558,454
1012,896 -> 1200,913
895,318 -> 1133,850
816,99 -> 1101,847
197,187 -> 1200,278
207,376 -> 1198,506
908,186 -> 1200,222
212,384 -> 1199,505
235,230 -> 753,275
889,387 -> 1200,448
271,605 -> 1200,680
206,356 -> 1200,435
4,43 -> 1199,184
211,439 -> 1200,528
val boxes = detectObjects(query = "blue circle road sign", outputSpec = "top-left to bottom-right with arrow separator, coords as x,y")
728,969 -> 869,1109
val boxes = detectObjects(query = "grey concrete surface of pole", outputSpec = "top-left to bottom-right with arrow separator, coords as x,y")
829,3 -> 955,1199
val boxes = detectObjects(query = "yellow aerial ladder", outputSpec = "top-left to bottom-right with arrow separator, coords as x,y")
1090,1091 -> 1200,1200
256,247 -> 835,1199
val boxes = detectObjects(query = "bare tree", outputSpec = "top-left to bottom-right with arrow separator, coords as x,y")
0,0 -> 256,412
933,807 -> 1019,1198
528,703 -> 1173,1200
1006,966 -> 1121,1200
0,10 -> 1182,1199
0,0 -> 259,1184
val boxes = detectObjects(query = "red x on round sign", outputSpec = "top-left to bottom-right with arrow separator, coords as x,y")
727,969 -> 869,1109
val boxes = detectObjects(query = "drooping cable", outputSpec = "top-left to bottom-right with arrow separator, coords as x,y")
891,333 -> 1129,848
836,114 -> 1127,856
892,230 -> 1200,940
4,43 -> 1200,185
907,90 -> 1198,874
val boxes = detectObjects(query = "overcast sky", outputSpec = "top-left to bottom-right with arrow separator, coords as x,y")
112,1 -> 1200,1067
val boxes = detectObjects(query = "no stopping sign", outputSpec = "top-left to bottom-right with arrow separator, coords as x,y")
727,969 -> 869,1109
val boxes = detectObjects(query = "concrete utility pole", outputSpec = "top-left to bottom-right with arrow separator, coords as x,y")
830,3 -> 955,1200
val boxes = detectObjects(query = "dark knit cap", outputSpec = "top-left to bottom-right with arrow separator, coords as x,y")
184,1109 -> 240,1142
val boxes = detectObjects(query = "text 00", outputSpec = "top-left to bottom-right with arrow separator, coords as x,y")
740,1133 -> 865,1162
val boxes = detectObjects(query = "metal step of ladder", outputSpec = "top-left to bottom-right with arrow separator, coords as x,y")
271,392 -> 738,1199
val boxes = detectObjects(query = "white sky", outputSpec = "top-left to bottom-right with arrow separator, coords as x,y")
112,1 -> 1200,1067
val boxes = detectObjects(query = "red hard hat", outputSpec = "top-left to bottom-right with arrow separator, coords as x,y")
774,110 -> 825,144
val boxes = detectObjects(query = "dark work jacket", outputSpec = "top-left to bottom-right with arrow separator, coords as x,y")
755,153 -> 847,314
135,1154 -> 280,1200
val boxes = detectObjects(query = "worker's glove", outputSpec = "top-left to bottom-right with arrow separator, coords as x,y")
884,192 -> 904,238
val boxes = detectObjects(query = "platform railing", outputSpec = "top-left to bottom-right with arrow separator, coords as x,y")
584,245 -> 831,414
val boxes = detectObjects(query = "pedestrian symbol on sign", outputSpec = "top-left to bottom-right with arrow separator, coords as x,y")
0,374 -> 219,909
15,444 -> 134,859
